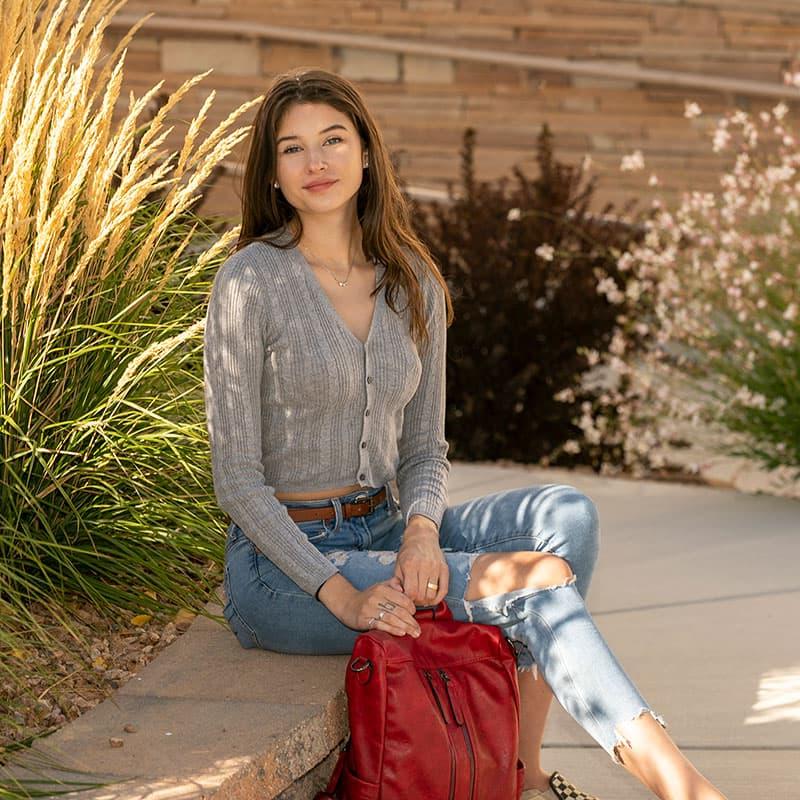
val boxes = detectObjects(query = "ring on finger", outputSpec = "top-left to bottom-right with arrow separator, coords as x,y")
378,600 -> 396,612
426,580 -> 439,591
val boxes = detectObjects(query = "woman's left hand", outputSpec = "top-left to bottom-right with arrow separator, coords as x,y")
394,525 -> 449,607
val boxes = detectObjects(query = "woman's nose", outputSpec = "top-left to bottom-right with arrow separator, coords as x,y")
305,150 -> 327,170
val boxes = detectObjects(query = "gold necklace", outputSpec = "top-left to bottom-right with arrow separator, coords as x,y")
300,243 -> 362,287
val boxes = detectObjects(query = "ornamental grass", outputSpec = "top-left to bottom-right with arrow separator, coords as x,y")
0,0 -> 259,790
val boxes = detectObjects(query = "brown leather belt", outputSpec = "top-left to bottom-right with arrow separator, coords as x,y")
284,487 -> 387,523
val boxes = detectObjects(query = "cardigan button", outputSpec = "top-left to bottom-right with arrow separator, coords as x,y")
359,473 -> 366,480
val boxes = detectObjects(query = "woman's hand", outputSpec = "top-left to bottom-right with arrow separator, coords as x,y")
337,576 -> 422,637
394,521 -> 449,606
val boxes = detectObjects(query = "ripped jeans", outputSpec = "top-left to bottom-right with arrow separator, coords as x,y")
222,482 -> 667,764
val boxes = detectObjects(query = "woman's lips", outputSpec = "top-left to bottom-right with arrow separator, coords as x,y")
304,180 -> 337,192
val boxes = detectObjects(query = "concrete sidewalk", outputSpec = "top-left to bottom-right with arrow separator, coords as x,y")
7,461 -> 799,799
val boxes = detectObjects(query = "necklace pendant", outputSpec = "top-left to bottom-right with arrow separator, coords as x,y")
337,279 -> 348,287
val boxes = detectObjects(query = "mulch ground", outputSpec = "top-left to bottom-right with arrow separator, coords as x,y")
1,596 -> 198,761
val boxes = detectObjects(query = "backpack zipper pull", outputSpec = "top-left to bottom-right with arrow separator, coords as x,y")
424,669 -> 451,725
438,669 -> 464,726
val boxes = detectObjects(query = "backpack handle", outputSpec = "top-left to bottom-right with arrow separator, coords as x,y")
414,598 -> 452,622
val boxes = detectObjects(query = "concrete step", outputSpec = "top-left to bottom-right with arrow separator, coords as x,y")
5,586 -> 351,799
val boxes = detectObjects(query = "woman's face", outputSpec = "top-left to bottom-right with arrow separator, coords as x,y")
274,101 -> 366,221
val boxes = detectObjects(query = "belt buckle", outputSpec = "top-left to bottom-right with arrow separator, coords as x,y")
352,492 -> 372,514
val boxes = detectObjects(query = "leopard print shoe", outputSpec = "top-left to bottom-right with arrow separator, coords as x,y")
519,770 -> 600,800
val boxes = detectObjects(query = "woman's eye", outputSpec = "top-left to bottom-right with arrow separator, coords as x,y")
282,136 -> 343,154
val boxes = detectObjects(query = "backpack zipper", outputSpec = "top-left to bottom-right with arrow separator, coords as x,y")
423,669 -> 456,800
439,668 -> 476,800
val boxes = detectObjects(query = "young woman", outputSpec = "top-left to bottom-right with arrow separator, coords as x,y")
203,67 -> 728,800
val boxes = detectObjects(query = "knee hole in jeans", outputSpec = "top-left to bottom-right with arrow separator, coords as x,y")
464,551 -> 575,602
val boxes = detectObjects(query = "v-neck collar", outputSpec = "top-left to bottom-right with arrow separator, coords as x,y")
292,245 -> 384,349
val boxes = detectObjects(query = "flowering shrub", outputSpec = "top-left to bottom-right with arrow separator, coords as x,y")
559,97 -> 799,481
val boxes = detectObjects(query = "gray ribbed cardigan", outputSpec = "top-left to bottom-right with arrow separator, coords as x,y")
202,227 -> 450,596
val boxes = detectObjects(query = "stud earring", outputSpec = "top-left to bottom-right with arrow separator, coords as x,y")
274,181 -> 279,188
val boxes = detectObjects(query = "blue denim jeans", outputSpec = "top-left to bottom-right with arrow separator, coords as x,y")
223,482 -> 667,764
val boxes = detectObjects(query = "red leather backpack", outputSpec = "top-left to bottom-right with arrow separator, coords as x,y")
314,599 -> 525,800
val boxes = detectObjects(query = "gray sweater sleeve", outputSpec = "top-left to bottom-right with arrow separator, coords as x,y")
203,254 -> 340,597
396,272 -> 451,530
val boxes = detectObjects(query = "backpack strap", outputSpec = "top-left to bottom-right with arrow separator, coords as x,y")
312,738 -> 350,800
414,598 -> 453,622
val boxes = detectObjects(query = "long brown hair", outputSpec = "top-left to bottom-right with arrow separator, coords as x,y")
235,66 -> 453,354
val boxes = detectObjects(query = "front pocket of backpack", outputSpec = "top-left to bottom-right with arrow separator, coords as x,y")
341,760 -> 380,800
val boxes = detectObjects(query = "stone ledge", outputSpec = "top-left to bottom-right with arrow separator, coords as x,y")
4,588 -> 350,799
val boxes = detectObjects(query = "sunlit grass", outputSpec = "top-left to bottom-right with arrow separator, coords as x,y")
0,0 -> 262,792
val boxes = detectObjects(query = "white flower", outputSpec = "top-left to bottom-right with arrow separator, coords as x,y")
507,207 -> 521,222
625,279 -> 642,301
617,252 -> 635,272
609,329 -> 627,355
684,101 -> 702,119
713,128 -> 731,152
583,348 -> 600,367
773,101 -> 789,120
563,440 -> 581,454
734,386 -> 767,409
783,70 -> 800,87
535,243 -> 555,261
648,173 -> 660,186
596,276 -> 625,304
783,302 -> 798,321
767,329 -> 785,346
620,150 -> 645,171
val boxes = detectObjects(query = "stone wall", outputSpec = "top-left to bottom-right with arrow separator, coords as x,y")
106,0 -> 800,221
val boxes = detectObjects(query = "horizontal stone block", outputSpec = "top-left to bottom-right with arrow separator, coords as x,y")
549,0 -> 653,16
407,0 -> 457,8
518,14 -> 650,33
653,6 -> 721,34
127,0 -> 225,16
518,29 -> 641,48
404,54 -> 454,84
340,48 -> 400,81
572,75 -> 639,89
262,42 -> 334,73
722,21 -> 800,46
589,133 -> 615,150
455,61 -> 523,86
123,49 -> 161,74
641,56 -> 782,84
126,36 -> 160,52
560,95 -> 599,112
162,37 -> 260,76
